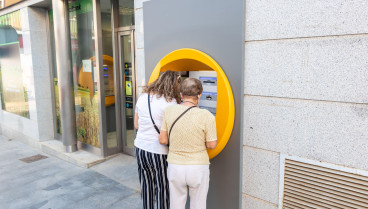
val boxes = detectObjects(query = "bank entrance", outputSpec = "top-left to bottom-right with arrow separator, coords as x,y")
48,0 -> 137,157
104,28 -> 136,157
87,0 -> 137,157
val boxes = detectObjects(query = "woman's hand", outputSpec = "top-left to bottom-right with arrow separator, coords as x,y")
159,131 -> 169,145
206,140 -> 217,149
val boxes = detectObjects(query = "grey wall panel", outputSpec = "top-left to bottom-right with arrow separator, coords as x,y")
244,95 -> 368,171
143,0 -> 244,208
245,35 -> 368,104
246,0 -> 368,41
242,195 -> 278,209
0,110 -> 39,140
27,7 -> 55,141
242,146 -> 280,205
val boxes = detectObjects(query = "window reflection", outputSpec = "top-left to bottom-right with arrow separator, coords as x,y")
119,0 -> 134,27
101,0 -> 118,148
48,11 -> 62,134
69,0 -> 100,147
0,11 -> 30,118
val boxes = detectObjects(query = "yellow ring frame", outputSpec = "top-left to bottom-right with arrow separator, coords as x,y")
148,48 -> 235,159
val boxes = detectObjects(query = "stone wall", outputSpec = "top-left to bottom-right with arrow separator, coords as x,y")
243,1 -> 368,208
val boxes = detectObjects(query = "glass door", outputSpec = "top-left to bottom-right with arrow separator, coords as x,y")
119,30 -> 136,156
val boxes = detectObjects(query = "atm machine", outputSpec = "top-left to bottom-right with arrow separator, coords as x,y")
189,71 -> 217,116
143,0 -> 243,208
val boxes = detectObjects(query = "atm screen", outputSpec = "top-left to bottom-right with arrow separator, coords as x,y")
189,71 -> 217,116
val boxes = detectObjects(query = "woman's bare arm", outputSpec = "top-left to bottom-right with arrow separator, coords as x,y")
159,130 -> 169,145
206,141 -> 217,149
134,113 -> 139,130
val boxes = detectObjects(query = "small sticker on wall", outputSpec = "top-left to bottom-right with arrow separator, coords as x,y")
82,60 -> 92,72
126,81 -> 132,96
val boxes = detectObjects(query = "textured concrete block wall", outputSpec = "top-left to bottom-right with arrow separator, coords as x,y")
243,1 -> 368,208
26,7 -> 55,141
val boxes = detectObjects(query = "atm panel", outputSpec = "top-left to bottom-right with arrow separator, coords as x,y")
200,92 -> 217,109
189,71 -> 217,116
201,92 -> 217,102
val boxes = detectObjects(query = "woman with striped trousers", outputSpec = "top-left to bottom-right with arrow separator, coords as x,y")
134,71 -> 181,209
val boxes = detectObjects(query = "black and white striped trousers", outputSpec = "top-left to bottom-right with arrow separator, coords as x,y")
135,147 -> 170,209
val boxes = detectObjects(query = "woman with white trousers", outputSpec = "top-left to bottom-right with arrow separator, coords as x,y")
159,78 -> 218,209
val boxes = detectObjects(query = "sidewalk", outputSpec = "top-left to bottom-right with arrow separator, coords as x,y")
0,135 -> 142,209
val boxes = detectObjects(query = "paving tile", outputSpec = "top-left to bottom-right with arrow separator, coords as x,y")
91,154 -> 140,191
39,196 -> 76,209
0,136 -> 142,209
0,173 -> 42,194
59,186 -> 100,202
28,200 -> 49,209
110,193 -> 143,209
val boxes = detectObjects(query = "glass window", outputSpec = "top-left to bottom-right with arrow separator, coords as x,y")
0,10 -> 30,118
69,0 -> 101,147
120,34 -> 135,150
48,10 -> 61,134
101,0 -> 118,148
118,0 -> 134,27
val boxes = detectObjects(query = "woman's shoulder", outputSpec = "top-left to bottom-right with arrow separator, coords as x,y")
195,108 -> 215,118
155,95 -> 178,105
137,93 -> 148,102
138,93 -> 148,100
165,104 -> 182,111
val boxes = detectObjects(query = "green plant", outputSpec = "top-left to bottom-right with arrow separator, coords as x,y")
56,115 -> 62,134
77,126 -> 86,139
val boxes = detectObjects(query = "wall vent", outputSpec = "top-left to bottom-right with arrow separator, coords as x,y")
280,156 -> 368,209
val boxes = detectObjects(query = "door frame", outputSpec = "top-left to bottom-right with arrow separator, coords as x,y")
102,0 -> 136,157
104,28 -> 136,157
117,30 -> 136,156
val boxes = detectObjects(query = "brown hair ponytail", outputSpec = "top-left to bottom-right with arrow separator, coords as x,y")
143,70 -> 181,103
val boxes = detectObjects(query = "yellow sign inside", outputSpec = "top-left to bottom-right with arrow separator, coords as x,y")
126,81 -> 132,96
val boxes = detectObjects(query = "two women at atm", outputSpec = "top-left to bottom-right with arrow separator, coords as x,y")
134,71 -> 217,209
134,71 -> 181,209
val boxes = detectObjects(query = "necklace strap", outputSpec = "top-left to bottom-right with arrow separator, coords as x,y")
182,100 -> 197,105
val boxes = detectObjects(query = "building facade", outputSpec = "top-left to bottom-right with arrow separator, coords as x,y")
1,0 -> 368,209
0,0 -> 139,157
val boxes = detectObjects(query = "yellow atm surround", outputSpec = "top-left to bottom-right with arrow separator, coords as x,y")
148,48 -> 235,159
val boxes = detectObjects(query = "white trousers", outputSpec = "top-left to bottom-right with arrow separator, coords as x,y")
167,164 -> 210,209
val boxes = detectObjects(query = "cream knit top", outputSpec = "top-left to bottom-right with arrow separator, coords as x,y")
161,105 -> 217,165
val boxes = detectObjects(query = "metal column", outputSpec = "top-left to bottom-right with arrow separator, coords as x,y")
52,0 -> 77,152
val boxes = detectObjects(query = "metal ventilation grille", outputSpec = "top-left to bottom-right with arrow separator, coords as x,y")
282,159 -> 368,209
